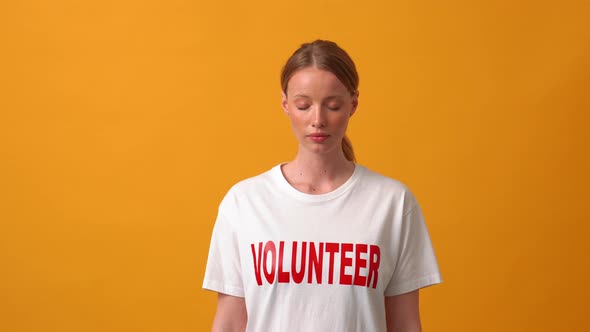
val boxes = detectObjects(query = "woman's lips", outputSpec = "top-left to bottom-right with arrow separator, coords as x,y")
308,133 -> 329,142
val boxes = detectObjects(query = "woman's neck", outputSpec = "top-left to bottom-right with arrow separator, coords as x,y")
281,149 -> 355,195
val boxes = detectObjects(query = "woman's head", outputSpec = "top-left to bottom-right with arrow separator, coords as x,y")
280,40 -> 359,162
281,40 -> 359,97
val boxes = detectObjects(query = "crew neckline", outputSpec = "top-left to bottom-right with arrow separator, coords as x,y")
271,163 -> 364,203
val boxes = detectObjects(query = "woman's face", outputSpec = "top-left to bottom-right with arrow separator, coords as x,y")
282,67 -> 358,157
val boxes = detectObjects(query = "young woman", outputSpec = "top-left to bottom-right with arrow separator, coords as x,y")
203,40 -> 442,332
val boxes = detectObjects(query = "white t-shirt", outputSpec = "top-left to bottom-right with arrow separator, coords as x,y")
203,164 -> 442,331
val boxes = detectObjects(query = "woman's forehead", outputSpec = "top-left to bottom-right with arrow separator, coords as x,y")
287,67 -> 348,96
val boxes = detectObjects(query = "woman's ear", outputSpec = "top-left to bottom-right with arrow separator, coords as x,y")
281,91 -> 289,115
350,91 -> 359,117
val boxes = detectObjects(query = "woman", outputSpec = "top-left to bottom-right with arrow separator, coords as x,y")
203,40 -> 442,331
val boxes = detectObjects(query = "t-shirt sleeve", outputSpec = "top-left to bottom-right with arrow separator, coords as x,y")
384,191 -> 442,297
202,196 -> 245,297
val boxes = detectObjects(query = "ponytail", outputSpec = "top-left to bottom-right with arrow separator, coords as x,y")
342,135 -> 356,163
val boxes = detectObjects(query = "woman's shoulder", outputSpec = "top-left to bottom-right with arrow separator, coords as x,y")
358,164 -> 411,192
219,164 -> 282,203
228,165 -> 279,192
357,164 -> 420,210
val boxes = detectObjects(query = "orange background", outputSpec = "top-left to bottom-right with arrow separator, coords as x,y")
1,0 -> 588,331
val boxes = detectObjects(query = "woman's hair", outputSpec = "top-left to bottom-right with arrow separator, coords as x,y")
280,40 -> 359,163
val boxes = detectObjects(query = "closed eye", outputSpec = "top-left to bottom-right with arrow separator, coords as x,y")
326,104 -> 342,111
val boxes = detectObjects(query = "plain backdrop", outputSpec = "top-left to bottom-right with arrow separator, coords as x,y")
1,0 -> 588,331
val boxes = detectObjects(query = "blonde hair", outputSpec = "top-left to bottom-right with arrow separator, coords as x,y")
280,40 -> 358,162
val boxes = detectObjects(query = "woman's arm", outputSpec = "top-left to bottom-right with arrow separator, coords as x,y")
211,293 -> 247,332
385,289 -> 422,332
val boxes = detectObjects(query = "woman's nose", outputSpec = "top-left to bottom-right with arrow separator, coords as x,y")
311,107 -> 326,128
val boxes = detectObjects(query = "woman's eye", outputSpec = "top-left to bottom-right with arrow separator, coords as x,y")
297,105 -> 310,110
328,106 -> 341,111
